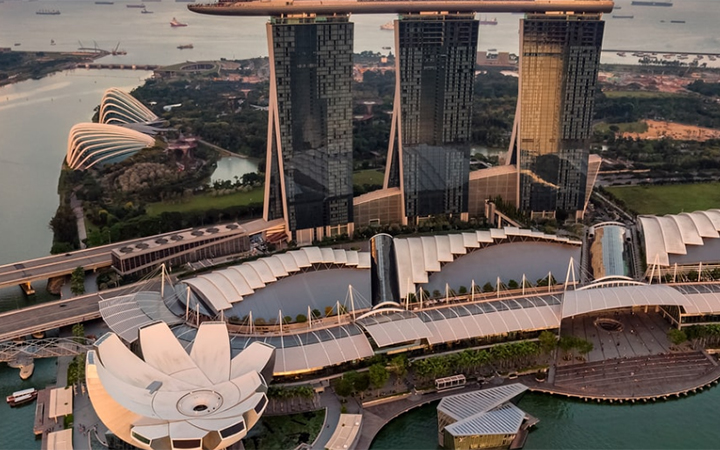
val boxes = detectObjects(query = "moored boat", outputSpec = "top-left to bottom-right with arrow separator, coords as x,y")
6,388 -> 38,407
170,17 -> 188,27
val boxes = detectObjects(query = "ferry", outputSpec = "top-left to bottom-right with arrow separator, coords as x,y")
177,43 -> 194,49
170,17 -> 188,27
479,16 -> 498,25
36,9 -> 61,15
631,0 -> 673,5
6,388 -> 38,407
380,21 -> 394,31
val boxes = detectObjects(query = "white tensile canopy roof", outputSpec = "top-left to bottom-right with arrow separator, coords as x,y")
639,210 -> 720,266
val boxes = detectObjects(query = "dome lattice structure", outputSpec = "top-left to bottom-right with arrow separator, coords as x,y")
65,122 -> 155,170
99,87 -> 161,126
86,321 -> 275,450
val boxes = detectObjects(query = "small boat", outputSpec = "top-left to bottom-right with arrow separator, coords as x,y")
6,388 -> 38,407
617,52 -> 626,57
613,15 -> 634,19
380,21 -> 394,31
36,9 -> 61,15
670,20 -> 686,23
50,39 -> 55,46
177,43 -> 193,49
95,1 -> 114,4
382,46 -> 391,50
126,3 -> 145,7
170,17 -> 187,27
14,43 -> 21,46
19,363 -> 35,380
141,8 -> 153,13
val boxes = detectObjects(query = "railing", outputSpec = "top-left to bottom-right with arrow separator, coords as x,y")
0,338 -> 94,362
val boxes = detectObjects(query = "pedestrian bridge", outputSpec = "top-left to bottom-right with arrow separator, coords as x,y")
0,337 -> 94,362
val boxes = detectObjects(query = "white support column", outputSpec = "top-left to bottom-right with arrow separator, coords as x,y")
161,263 -> 166,299
496,276 -> 501,298
349,285 -> 356,319
308,305 -> 313,329
196,303 -> 200,328
522,274 -> 526,295
185,286 -> 190,321
336,301 -> 341,326
699,262 -> 703,282
445,283 -> 449,302
249,310 -> 253,334
279,310 -> 283,334
673,263 -> 678,283
471,280 -> 475,303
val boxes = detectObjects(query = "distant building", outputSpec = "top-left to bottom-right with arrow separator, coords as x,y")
437,384 -> 536,450
264,15 -> 355,244
385,13 -> 478,223
511,13 -> 605,219
476,51 -> 517,68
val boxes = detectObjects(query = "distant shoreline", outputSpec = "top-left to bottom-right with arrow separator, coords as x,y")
0,50 -> 106,88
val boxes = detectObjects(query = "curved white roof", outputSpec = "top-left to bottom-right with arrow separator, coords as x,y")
640,210 -> 720,266
185,248 -> 372,313
66,123 -> 155,170
562,284 -> 690,317
99,88 -> 160,126
86,322 -> 274,450
394,229 -> 581,299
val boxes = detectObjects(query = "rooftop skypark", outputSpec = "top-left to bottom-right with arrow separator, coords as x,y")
188,0 -> 614,16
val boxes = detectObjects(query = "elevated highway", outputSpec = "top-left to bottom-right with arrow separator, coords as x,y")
0,284 -> 141,342
0,230 -> 190,292
189,0 -> 614,16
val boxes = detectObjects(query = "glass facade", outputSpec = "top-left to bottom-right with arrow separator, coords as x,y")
265,16 -> 354,234
516,13 -> 604,216
388,14 -> 477,220
370,233 -> 400,306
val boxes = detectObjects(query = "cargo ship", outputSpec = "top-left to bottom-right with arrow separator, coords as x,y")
631,1 -> 673,6
479,16 -> 498,25
170,17 -> 188,27
6,388 -> 37,407
36,9 -> 60,15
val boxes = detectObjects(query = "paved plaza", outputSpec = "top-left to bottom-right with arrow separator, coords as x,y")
561,309 -> 674,363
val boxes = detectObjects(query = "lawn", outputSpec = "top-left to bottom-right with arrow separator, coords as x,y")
603,90 -> 689,99
606,183 -> 720,215
243,410 -> 325,450
145,188 -> 264,215
594,121 -> 649,134
353,169 -> 385,186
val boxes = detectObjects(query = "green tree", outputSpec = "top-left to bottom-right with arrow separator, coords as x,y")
539,330 -> 558,355
70,267 -> 85,295
507,279 -> 519,289
482,282 -> 494,293
389,355 -> 408,381
334,376 -> 353,397
368,364 -> 390,390
295,314 -> 307,323
668,328 -> 688,345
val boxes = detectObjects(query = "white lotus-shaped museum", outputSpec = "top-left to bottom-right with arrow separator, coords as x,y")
86,321 -> 275,450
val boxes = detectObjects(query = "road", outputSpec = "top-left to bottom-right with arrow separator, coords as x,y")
0,284 -> 144,342
0,230 -> 191,291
